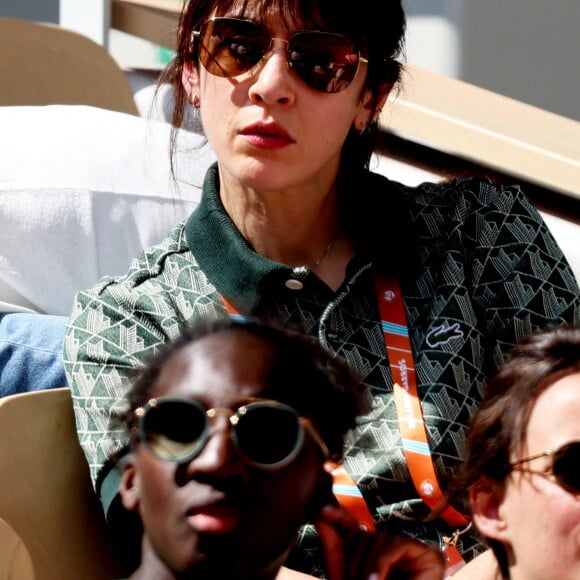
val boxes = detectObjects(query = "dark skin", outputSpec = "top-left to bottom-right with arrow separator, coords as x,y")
120,330 -> 444,580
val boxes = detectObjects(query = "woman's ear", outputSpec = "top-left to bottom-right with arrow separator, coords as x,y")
470,477 -> 510,543
119,455 -> 140,512
182,61 -> 201,105
354,83 -> 392,132
373,81 -> 393,122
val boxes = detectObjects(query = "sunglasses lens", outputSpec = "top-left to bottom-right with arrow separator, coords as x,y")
198,18 -> 270,77
196,18 -> 361,93
553,442 -> 580,493
142,400 -> 207,461
235,403 -> 302,468
289,32 -> 360,93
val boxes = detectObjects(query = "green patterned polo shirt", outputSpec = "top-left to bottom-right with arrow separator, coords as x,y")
64,164 -> 580,573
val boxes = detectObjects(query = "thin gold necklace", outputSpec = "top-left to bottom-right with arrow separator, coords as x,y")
287,237 -> 338,289
311,238 -> 336,267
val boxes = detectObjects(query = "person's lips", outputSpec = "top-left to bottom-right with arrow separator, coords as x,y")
186,503 -> 242,534
239,122 -> 296,149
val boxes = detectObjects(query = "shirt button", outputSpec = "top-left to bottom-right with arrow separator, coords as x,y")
285,279 -> 304,291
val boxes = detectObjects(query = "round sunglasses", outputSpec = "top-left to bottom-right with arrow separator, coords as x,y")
134,397 -> 329,470
509,440 -> 580,495
192,17 -> 368,93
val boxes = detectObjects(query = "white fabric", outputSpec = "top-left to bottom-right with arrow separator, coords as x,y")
0,105 -> 214,315
0,104 -> 577,317
539,211 -> 580,281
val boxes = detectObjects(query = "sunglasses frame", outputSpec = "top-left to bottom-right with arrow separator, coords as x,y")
134,397 -> 329,471
192,17 -> 368,94
509,440 -> 580,495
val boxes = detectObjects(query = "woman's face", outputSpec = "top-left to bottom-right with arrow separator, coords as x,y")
120,331 -> 328,578
182,8 -> 378,195
478,372 -> 580,580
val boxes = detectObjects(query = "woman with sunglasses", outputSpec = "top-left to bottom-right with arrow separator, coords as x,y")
450,324 -> 580,580
116,317 -> 444,579
61,0 -> 579,576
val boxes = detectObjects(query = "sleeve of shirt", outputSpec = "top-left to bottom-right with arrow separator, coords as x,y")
64,275 -> 175,487
63,226 -> 225,490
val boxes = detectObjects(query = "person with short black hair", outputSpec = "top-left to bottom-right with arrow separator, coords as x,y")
116,318 -> 443,579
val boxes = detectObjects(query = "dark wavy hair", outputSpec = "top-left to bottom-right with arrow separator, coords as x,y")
159,0 -> 406,176
450,324 -> 580,578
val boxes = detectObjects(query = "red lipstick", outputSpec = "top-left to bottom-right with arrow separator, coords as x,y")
239,122 -> 295,150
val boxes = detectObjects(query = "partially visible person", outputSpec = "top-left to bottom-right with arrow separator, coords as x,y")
62,0 -> 580,574
115,318 -> 444,579
0,313 -> 68,396
451,324 -> 580,580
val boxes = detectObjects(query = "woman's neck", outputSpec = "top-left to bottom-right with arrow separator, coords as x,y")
218,167 -> 353,290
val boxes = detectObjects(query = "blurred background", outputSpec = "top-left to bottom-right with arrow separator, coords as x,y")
0,0 -> 578,121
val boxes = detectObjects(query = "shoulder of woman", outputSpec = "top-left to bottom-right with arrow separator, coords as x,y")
407,178 -> 547,223
404,176 -> 524,203
79,222 -> 194,296
66,221 -> 219,338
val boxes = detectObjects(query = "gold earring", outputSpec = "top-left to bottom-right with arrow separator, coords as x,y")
192,95 -> 200,108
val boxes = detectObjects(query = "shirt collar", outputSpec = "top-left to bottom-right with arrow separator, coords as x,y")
185,163 -> 292,313
184,163 -> 413,311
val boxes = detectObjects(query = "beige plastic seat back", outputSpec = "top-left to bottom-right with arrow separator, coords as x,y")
0,388 -> 121,580
0,16 -> 138,115
0,518 -> 35,580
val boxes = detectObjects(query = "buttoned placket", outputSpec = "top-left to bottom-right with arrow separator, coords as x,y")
279,260 -> 376,352
317,262 -> 373,351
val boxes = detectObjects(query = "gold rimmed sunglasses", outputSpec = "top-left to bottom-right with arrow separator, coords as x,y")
509,441 -> 580,494
134,397 -> 329,470
193,17 -> 368,93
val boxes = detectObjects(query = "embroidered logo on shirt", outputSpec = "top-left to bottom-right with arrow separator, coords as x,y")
426,323 -> 464,348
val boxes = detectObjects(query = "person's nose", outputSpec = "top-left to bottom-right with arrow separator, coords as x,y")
248,39 -> 296,106
185,417 -> 248,480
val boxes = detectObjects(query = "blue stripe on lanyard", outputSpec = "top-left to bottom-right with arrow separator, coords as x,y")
229,313 -> 251,323
402,438 -> 431,455
332,484 -> 364,497
381,321 -> 409,336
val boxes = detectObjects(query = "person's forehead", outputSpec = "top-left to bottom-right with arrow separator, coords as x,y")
150,332 -> 280,404
525,372 -> 580,451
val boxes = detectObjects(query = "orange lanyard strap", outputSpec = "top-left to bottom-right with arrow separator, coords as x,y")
327,461 -> 376,531
221,295 -> 248,321
375,275 -> 469,529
